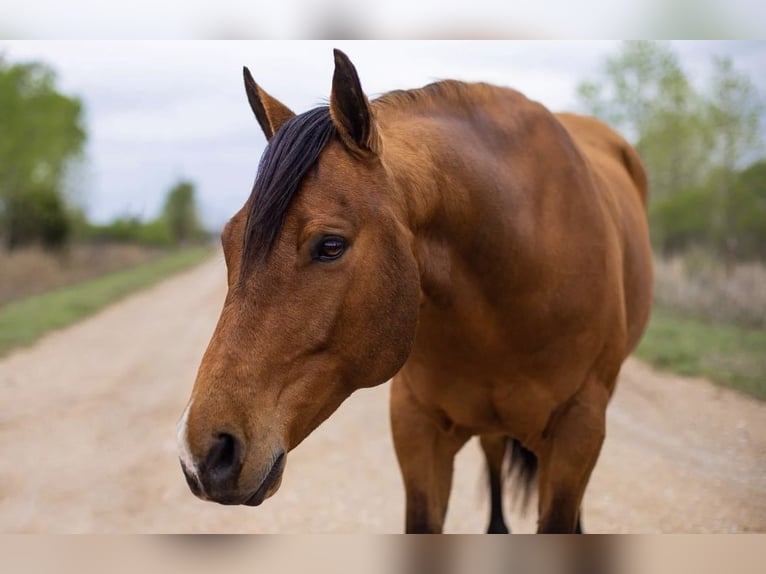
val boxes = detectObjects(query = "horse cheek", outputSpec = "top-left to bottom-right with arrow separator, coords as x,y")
371,241 -> 421,385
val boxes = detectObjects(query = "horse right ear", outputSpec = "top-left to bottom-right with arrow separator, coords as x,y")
243,67 -> 296,141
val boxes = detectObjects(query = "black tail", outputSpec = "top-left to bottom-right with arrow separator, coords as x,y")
506,439 -> 538,512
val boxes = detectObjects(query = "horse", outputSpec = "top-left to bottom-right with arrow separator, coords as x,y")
176,49 -> 653,533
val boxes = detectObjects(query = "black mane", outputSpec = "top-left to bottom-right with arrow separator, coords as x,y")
241,106 -> 336,268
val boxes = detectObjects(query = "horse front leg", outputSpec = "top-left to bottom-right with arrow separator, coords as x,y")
536,381 -> 609,534
390,374 -> 468,533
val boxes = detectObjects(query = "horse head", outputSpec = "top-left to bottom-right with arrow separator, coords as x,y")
177,50 -> 420,506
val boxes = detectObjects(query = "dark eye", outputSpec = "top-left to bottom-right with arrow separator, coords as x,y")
313,236 -> 347,262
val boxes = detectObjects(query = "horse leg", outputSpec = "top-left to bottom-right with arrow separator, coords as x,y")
390,374 -> 469,533
480,434 -> 510,534
575,513 -> 584,534
536,381 -> 608,533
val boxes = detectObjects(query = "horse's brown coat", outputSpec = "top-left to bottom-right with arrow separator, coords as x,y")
178,50 -> 652,533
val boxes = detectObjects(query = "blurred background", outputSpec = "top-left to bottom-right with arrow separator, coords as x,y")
0,0 -> 764,39
0,41 -> 764,535
0,40 -> 763,395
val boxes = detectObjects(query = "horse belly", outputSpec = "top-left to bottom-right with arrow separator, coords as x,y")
400,348 -> 584,445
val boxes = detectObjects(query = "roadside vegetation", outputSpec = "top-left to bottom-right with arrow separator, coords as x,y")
636,253 -> 766,400
579,42 -> 765,399
0,247 -> 213,356
636,305 -> 766,401
0,57 -> 213,355
0,243 -> 166,306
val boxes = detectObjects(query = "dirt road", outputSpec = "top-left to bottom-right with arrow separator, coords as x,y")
1,257 -> 764,533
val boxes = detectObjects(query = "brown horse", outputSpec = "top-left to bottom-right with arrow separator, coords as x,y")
177,49 -> 652,533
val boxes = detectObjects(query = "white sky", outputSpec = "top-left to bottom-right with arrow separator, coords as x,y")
1,41 -> 764,230
2,0 -> 764,38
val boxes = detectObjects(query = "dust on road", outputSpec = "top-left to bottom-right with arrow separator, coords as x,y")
0,257 -> 764,532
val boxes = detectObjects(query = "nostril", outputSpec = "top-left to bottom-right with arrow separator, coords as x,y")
205,433 -> 242,483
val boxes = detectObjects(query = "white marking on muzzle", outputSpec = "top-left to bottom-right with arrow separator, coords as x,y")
176,399 -> 200,483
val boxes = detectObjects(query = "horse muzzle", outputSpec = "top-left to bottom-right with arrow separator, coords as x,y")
242,450 -> 286,506
178,430 -> 286,506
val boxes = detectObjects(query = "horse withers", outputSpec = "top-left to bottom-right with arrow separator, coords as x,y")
177,49 -> 653,533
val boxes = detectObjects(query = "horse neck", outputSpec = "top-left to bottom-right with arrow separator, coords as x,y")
377,107 -> 497,252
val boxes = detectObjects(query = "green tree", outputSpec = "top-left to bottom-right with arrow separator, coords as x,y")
728,160 -> 766,259
577,41 -> 712,200
161,180 -> 205,245
0,57 -> 86,250
649,186 -> 713,255
578,42 -> 765,262
4,185 -> 70,249
705,56 -> 764,256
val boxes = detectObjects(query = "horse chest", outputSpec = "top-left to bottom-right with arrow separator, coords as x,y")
401,358 -> 558,441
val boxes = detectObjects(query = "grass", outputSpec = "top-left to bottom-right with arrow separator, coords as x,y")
0,246 -> 214,357
636,305 -> 766,401
0,243 -> 168,306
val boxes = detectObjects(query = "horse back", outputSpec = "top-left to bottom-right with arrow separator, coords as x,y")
554,112 -> 648,207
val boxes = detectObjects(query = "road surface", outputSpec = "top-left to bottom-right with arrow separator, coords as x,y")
1,257 -> 764,532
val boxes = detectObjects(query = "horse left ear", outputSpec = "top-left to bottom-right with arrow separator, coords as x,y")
243,66 -> 296,141
330,49 -> 381,155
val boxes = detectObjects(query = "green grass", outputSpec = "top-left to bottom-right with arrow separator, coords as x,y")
636,305 -> 766,400
0,246 -> 214,356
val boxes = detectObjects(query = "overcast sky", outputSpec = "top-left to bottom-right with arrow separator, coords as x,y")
1,41 -> 764,230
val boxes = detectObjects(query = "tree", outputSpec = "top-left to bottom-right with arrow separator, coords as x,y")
0,57 -> 86,249
578,42 -> 765,262
577,41 -> 712,200
161,180 -> 205,245
728,160 -> 766,260
4,185 -> 70,250
705,56 -> 764,256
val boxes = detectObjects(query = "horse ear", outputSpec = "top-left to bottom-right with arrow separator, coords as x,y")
330,49 -> 380,155
243,66 -> 296,141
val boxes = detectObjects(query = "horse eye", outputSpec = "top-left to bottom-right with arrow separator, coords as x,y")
313,236 -> 347,262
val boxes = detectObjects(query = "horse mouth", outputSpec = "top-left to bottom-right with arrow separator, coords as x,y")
244,451 -> 286,506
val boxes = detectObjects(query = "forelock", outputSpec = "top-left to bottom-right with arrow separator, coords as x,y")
241,106 -> 336,273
